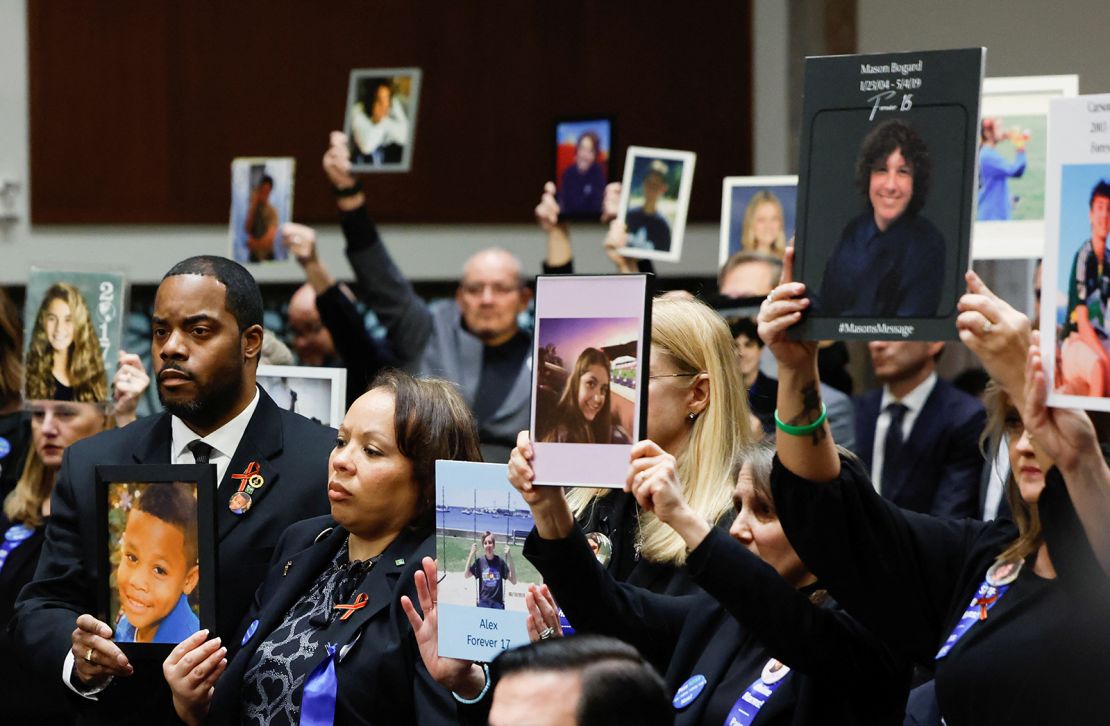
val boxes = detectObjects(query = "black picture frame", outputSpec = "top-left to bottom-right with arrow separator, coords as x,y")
553,115 -> 617,222
529,273 -> 653,488
791,47 -> 984,341
95,463 -> 217,659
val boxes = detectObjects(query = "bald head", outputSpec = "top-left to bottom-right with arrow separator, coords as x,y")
287,283 -> 336,366
462,248 -> 525,288
456,248 -> 531,347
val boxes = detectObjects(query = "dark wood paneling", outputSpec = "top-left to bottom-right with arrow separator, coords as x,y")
29,2 -> 752,224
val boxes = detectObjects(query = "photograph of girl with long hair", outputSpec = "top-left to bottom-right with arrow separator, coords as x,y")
740,189 -> 788,256
541,347 -> 629,445
24,282 -> 108,403
536,296 -> 756,595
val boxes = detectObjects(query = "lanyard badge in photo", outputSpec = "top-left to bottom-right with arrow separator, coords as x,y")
936,559 -> 1022,659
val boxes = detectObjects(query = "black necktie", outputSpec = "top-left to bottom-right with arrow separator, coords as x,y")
188,441 -> 214,465
881,403 -> 909,494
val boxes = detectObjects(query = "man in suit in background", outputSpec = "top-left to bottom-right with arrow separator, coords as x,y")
853,340 -> 985,519
11,256 -> 334,723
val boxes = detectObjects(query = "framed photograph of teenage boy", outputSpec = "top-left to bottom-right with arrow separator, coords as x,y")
553,116 -> 614,221
792,48 -> 984,341
435,461 -> 541,662
617,147 -> 696,263
719,176 -> 798,267
256,364 -> 346,428
344,67 -> 422,173
1040,93 -> 1110,411
530,274 -> 651,488
229,157 -> 296,264
974,75 -> 1079,260
95,464 -> 217,658
23,268 -> 125,404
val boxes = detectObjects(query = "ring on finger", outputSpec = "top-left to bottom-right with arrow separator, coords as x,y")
539,626 -> 555,640
982,321 -> 994,334
84,647 -> 94,664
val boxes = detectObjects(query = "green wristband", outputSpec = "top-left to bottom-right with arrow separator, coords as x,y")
774,402 -> 828,436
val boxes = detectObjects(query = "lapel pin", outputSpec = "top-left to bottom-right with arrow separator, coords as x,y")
229,462 -> 264,515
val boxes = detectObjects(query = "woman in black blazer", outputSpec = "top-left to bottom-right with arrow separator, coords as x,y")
505,434 -> 911,725
165,370 -> 482,726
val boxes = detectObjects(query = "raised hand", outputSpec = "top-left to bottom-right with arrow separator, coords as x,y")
507,430 -> 575,538
957,270 -> 1031,398
756,247 -> 816,372
112,351 -> 150,426
400,557 -> 486,697
525,584 -> 564,641
534,182 -> 562,231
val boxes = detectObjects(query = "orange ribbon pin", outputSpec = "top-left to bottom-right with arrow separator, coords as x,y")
333,592 -> 369,621
232,462 -> 262,486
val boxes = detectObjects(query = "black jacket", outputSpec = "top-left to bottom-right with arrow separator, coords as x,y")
9,388 -> 334,724
207,516 -> 457,725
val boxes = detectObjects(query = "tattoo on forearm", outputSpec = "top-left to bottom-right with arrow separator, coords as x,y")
789,382 -> 827,446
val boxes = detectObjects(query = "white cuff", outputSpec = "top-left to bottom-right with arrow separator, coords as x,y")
62,650 -> 112,700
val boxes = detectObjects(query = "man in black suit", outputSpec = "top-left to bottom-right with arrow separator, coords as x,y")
10,256 -> 333,723
853,340 -> 985,519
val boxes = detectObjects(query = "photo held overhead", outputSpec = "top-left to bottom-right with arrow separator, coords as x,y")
792,47 -> 984,341
529,274 -> 651,488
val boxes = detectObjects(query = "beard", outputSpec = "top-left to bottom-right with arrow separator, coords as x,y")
158,363 -> 247,430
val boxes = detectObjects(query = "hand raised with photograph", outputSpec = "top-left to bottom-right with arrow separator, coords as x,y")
757,248 -> 816,372
280,222 -> 318,265
956,270 -> 1031,397
534,181 -> 562,232
112,350 -> 150,427
602,181 -> 622,223
323,131 -> 358,189
603,219 -> 637,273
508,431 -> 574,536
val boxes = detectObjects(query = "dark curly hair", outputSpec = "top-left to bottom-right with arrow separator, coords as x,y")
854,119 -> 932,219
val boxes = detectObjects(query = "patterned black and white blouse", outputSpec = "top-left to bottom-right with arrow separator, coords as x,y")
239,540 -> 376,725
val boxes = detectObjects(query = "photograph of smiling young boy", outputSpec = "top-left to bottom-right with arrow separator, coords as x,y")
22,269 -> 124,404
617,146 -> 696,263
792,48 -> 981,341
554,118 -> 612,219
108,482 -> 200,644
815,118 -> 947,318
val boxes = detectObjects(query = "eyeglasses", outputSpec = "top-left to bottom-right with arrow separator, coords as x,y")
648,372 -> 703,380
460,282 -> 523,297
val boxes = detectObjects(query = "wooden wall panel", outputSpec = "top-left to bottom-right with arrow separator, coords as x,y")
29,2 -> 752,224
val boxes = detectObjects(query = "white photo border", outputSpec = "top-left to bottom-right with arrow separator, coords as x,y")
719,175 -> 798,267
1041,93 -> 1110,412
257,364 -> 347,427
973,75 -> 1079,260
617,145 -> 697,263
344,67 -> 423,174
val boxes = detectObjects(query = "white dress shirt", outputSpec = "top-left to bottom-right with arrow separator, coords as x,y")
63,388 -> 261,698
871,372 -> 938,494
170,388 -> 261,484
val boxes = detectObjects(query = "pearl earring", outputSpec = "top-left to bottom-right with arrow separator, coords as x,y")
687,412 -> 698,421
